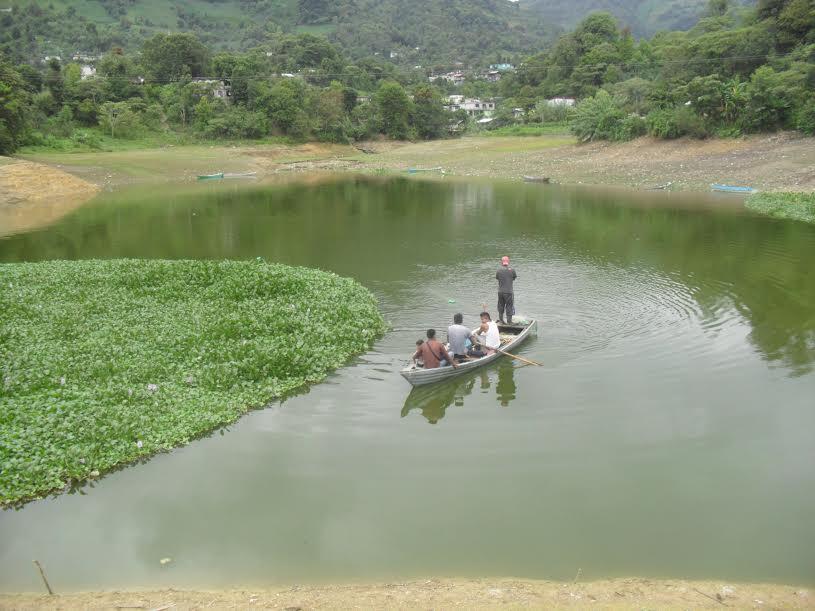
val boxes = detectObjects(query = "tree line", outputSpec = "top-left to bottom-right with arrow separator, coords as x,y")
493,0 -> 815,139
0,32 -> 456,154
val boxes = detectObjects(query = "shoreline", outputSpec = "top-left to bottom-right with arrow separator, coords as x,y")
9,131 -> 815,193
1,132 -> 813,237
1,577 -> 811,609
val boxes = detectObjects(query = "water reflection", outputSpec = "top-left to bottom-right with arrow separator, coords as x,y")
401,361 -> 517,424
1,175 -> 813,376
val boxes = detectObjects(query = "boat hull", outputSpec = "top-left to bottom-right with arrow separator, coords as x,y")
400,320 -> 537,386
711,183 -> 756,193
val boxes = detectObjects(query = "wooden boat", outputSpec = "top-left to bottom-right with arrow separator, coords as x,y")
711,183 -> 756,193
407,166 -> 443,174
400,320 -> 537,387
197,173 -> 224,181
523,176 -> 550,183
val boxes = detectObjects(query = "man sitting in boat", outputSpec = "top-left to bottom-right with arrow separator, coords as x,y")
447,313 -> 476,363
469,312 -> 501,358
413,329 -> 458,369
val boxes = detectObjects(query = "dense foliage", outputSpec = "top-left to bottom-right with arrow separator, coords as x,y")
0,30 -> 461,152
0,259 -> 386,504
2,0 -> 814,152
493,1 -> 815,142
746,192 -> 815,223
527,0 -> 753,37
1,0 -> 555,66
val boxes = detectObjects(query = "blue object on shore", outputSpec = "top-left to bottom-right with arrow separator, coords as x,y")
711,184 -> 757,193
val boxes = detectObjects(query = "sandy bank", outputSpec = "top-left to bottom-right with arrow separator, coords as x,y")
1,577 -> 810,609
0,157 -> 99,237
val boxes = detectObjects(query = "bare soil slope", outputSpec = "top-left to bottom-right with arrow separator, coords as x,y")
0,158 -> 99,237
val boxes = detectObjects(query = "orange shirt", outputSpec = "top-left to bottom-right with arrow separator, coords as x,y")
413,339 -> 452,369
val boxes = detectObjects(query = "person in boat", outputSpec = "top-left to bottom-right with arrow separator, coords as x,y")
413,339 -> 425,367
496,255 -> 517,324
413,329 -> 458,369
447,313 -> 476,363
469,312 -> 501,358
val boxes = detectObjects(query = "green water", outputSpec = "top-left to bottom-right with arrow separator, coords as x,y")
1,176 -> 814,591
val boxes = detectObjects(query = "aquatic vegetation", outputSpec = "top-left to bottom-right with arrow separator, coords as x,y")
746,192 -> 815,225
0,259 -> 385,505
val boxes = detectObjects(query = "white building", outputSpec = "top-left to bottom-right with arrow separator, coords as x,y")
547,97 -> 576,107
191,78 -> 230,101
430,71 -> 465,86
445,95 -> 496,117
80,65 -> 96,79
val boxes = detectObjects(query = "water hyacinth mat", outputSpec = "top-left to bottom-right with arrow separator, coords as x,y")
0,259 -> 386,505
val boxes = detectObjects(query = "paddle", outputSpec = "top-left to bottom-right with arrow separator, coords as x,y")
496,347 -> 542,367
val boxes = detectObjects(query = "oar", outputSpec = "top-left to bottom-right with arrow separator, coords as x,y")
496,347 -> 542,367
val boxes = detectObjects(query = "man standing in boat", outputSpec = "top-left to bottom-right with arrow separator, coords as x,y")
496,256 -> 517,324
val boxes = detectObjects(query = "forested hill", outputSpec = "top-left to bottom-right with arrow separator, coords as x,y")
527,0 -> 755,37
2,0 -> 557,65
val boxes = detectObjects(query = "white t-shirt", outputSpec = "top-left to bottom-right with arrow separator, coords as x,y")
475,321 -> 500,350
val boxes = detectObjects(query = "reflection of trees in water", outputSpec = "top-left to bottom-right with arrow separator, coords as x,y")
3,176 -> 813,374
401,361 -> 517,424
488,185 -> 815,376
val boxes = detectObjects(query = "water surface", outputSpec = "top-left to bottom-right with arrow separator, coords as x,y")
1,176 -> 814,591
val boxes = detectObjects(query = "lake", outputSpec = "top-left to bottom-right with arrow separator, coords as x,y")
1,175 -> 814,592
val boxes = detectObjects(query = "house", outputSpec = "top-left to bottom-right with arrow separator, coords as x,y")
191,78 -> 231,101
445,95 -> 496,117
547,97 -> 576,107
484,70 -> 501,82
72,53 -> 99,62
489,63 -> 515,72
512,107 -> 525,119
430,71 -> 465,86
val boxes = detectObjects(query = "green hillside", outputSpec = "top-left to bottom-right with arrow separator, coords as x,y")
3,0 -> 556,65
527,0 -> 755,37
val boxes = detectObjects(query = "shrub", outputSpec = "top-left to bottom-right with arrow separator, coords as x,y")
647,105 -> 710,139
615,113 -> 647,140
202,107 -> 269,139
570,90 -> 625,141
795,97 -> 815,135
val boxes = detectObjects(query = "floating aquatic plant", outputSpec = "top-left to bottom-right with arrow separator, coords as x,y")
0,259 -> 385,505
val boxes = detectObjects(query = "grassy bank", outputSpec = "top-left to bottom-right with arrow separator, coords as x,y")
746,192 -> 815,224
0,259 -> 385,505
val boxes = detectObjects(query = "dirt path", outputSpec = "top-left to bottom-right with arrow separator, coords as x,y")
1,578 -> 810,609
0,157 -> 99,237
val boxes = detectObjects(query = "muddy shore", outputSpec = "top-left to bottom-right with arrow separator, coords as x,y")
0,158 -> 99,237
1,577 -> 811,610
8,131 -> 815,194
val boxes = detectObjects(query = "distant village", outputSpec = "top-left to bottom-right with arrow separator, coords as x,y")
38,52 -> 576,130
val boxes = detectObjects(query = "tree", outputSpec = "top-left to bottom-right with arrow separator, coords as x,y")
99,101 -> 130,138
312,86 -> 347,142
141,33 -> 209,80
375,81 -> 412,139
0,58 -> 28,153
412,85 -> 447,139
570,90 -> 625,141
